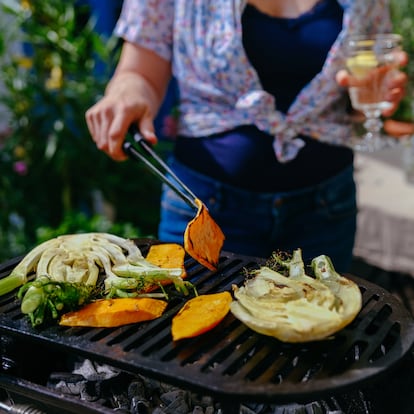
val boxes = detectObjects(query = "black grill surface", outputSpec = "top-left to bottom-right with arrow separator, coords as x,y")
1,239 -> 414,407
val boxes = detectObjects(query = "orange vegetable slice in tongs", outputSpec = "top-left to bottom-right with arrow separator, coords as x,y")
184,198 -> 224,271
123,126 -> 225,271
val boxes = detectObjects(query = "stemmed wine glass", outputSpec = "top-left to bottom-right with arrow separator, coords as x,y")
345,33 -> 402,152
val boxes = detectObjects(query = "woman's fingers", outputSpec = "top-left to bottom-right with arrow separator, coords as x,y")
85,96 -> 158,161
336,69 -> 351,87
138,114 -> 158,146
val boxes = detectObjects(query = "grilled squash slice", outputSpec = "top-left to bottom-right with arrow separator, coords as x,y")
184,198 -> 225,271
60,297 -> 167,327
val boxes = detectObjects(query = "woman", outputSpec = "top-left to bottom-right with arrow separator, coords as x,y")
86,0 -> 407,272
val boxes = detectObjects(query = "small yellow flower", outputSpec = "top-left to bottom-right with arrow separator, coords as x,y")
45,66 -> 63,90
15,56 -> 33,70
14,145 -> 26,159
21,0 -> 31,10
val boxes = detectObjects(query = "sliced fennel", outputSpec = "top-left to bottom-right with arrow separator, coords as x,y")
230,249 -> 362,343
0,233 -> 193,326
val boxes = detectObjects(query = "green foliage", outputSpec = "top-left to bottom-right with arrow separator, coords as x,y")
0,0 -> 162,261
35,211 -> 143,244
390,0 -> 414,121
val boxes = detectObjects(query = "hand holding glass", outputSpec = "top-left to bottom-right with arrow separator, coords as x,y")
345,34 -> 402,152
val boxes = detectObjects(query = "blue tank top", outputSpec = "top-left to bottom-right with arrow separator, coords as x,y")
175,0 -> 353,192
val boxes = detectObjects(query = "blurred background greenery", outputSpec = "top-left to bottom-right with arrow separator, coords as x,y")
0,0 -> 413,262
0,0 -> 169,261
390,0 -> 414,121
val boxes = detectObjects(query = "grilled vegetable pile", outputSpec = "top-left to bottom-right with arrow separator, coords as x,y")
230,249 -> 362,343
0,233 -> 193,326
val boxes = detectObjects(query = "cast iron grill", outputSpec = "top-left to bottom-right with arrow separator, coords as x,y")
1,239 -> 414,412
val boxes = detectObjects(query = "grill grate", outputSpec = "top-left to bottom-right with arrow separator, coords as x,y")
1,239 -> 414,407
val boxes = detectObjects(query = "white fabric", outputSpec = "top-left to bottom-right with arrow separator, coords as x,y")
353,146 -> 414,276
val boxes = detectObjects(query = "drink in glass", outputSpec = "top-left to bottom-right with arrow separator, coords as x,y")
345,33 -> 402,152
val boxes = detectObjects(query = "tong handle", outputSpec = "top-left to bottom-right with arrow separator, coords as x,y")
123,126 -> 198,210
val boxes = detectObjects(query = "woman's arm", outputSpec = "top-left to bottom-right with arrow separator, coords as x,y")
86,41 -> 172,161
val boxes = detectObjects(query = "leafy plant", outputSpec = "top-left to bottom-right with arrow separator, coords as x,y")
0,0 -> 162,261
390,0 -> 414,121
35,211 -> 142,244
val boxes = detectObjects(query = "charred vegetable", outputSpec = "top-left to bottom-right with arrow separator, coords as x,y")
146,243 -> 187,279
184,198 -> 225,271
17,276 -> 98,327
59,297 -> 168,328
230,249 -> 362,343
171,292 -> 232,341
0,233 -> 194,326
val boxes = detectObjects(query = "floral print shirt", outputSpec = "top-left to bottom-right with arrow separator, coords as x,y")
114,0 -> 392,161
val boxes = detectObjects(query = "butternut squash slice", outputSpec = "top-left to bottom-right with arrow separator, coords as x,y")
59,297 -> 167,327
146,243 -> 186,279
171,291 -> 232,341
184,198 -> 225,271
136,243 -> 188,294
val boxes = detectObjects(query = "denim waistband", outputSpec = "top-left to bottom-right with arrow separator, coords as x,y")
168,156 -> 355,215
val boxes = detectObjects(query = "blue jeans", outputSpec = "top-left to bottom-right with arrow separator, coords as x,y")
158,157 -> 357,273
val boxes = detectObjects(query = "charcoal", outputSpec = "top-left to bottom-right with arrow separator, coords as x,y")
48,372 -> 85,384
130,397 -> 151,414
42,356 -> 397,413
160,389 -> 190,413
152,408 -> 168,414
239,405 -> 259,414
128,379 -> 147,400
80,380 -> 102,402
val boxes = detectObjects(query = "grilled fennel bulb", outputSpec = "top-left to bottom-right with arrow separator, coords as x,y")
230,249 -> 362,343
0,233 -> 192,326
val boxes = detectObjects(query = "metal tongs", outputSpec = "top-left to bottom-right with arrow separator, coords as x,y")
122,125 -> 199,210
123,125 -> 225,271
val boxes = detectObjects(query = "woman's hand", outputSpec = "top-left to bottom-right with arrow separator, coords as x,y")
85,42 -> 171,161
336,50 -> 408,117
86,73 -> 159,161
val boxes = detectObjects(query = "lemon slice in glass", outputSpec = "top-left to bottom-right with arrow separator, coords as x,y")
346,51 -> 378,79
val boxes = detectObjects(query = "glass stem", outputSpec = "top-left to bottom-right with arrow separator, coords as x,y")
363,110 -> 383,147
